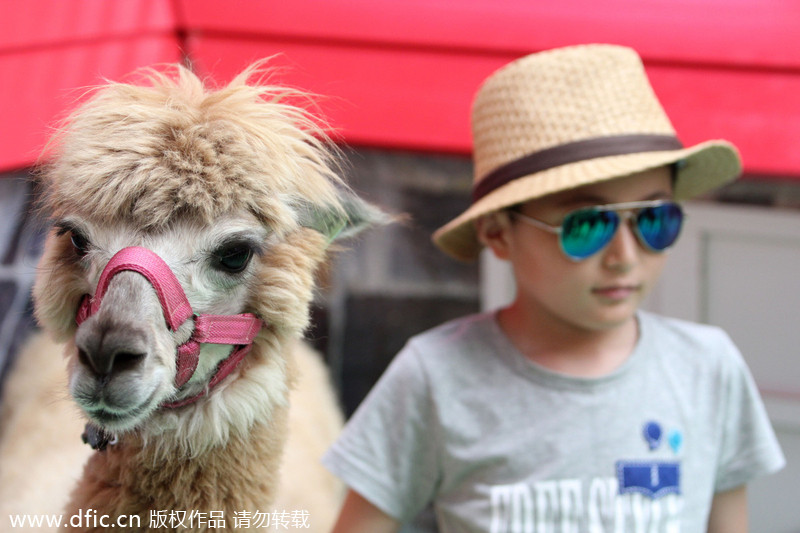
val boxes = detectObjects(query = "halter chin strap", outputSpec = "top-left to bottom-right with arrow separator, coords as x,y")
75,246 -> 264,408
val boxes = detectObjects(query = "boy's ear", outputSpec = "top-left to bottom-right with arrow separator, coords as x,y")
476,211 -> 512,260
296,188 -> 391,242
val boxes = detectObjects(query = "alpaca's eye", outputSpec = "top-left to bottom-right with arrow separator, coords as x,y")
55,221 -> 91,257
70,232 -> 90,257
214,244 -> 254,273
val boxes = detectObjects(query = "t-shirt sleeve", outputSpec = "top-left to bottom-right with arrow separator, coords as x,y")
322,342 -> 441,521
713,333 -> 785,492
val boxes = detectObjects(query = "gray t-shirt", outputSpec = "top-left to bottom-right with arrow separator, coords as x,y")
323,311 -> 785,532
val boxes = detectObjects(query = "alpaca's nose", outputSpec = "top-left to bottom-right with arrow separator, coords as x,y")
76,323 -> 149,378
74,269 -> 160,380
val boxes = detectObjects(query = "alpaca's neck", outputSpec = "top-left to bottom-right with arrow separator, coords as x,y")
66,407 -> 289,530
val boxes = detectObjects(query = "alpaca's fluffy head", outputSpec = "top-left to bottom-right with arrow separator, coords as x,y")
33,62 -> 382,442
41,61 -> 350,232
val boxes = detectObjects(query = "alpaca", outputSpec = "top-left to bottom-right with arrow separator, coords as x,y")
2,62 -> 383,532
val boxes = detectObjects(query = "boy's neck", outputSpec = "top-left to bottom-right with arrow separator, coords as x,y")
496,302 -> 639,378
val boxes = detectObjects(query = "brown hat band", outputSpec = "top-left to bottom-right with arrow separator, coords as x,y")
471,134 -> 684,203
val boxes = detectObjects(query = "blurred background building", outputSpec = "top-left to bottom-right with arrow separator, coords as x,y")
1,1 -> 798,530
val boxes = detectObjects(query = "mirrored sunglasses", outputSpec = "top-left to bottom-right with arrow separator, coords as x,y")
511,200 -> 684,261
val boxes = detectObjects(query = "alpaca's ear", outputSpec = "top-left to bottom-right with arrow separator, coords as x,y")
297,189 -> 390,242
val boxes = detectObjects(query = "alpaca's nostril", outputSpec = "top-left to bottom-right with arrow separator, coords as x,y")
77,345 -> 113,377
113,351 -> 147,373
77,347 -> 93,372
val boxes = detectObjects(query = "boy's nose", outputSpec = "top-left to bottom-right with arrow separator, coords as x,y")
602,220 -> 638,270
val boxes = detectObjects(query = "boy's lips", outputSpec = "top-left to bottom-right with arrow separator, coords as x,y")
592,284 -> 641,300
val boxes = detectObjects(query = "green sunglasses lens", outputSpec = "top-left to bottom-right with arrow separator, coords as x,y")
561,208 -> 619,260
636,203 -> 683,251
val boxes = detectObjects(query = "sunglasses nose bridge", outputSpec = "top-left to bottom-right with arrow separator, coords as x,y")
614,209 -> 658,254
607,211 -> 641,251
616,209 -> 637,223
612,209 -> 651,241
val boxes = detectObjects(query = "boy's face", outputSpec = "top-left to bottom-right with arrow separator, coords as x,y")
480,166 -> 673,332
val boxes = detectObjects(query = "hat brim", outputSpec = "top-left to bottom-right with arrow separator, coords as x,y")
433,140 -> 741,261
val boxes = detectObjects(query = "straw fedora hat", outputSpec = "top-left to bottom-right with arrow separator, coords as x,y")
433,44 -> 741,260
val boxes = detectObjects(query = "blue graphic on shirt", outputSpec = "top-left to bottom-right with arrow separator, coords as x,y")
668,429 -> 683,454
616,461 -> 681,499
643,421 -> 662,450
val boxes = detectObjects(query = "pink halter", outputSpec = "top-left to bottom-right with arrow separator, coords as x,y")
76,246 -> 264,408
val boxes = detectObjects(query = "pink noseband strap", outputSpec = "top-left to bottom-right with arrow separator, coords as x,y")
79,247 -> 193,330
76,246 -> 264,407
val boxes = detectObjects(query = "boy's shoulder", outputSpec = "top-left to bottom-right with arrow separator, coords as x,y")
641,310 -> 729,340
398,312 -> 504,373
408,311 -> 497,348
638,310 -> 741,364
395,311 -> 521,393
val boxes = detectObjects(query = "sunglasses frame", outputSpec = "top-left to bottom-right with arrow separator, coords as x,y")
510,200 -> 684,261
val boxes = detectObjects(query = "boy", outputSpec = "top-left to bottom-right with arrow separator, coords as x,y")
323,44 -> 785,532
